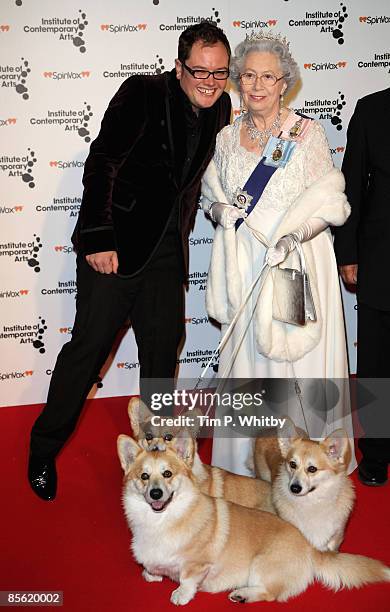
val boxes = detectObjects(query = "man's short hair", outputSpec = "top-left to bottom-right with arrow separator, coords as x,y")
178,21 -> 231,63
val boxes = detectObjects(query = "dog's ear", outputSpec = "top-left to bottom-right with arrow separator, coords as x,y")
117,434 -> 142,473
321,429 -> 351,467
127,397 -> 152,439
181,407 -> 202,438
170,430 -> 195,467
277,416 -> 301,457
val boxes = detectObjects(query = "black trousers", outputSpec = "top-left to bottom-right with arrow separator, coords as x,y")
357,301 -> 390,464
30,232 -> 184,459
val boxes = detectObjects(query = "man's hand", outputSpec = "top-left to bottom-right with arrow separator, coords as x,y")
339,264 -> 358,285
86,251 -> 119,274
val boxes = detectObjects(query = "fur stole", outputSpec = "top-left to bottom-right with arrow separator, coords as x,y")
201,160 -> 350,362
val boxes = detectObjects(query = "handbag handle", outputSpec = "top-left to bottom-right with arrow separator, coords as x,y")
290,234 -> 307,276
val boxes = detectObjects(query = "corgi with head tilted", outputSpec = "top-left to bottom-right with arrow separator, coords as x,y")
127,396 -> 274,513
118,433 -> 390,606
254,418 -> 355,551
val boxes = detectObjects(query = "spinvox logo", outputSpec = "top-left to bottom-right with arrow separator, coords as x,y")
330,146 -> 345,155
43,70 -> 90,79
359,15 -> 390,25
0,118 -> 17,127
232,19 -> 277,28
0,204 -> 23,214
303,61 -> 347,70
49,159 -> 85,169
0,289 -> 29,299
0,370 -> 34,382
54,245 -> 74,253
100,23 -> 147,33
185,316 -> 209,325
117,361 -> 140,369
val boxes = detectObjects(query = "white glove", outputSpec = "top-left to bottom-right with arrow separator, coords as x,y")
210,202 -> 247,229
266,218 -> 328,267
266,236 -> 292,267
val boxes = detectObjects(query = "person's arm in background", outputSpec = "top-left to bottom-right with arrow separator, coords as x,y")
333,99 -> 369,285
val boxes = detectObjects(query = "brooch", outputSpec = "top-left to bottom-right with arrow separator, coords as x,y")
289,118 -> 303,139
233,188 -> 253,210
271,141 -> 284,162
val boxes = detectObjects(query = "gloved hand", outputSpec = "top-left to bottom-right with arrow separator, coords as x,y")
210,202 -> 247,229
266,235 -> 294,267
266,218 -> 328,267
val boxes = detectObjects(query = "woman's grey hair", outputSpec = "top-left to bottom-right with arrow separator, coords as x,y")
230,36 -> 300,94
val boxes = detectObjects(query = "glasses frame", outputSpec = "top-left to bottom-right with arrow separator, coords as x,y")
239,71 -> 289,87
182,61 -> 230,81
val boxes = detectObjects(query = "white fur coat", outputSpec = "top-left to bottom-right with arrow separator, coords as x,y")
202,161 -> 350,362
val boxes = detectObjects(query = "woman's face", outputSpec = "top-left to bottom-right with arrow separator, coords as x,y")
240,51 -> 287,117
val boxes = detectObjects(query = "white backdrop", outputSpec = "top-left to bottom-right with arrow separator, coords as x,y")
1,0 -> 389,407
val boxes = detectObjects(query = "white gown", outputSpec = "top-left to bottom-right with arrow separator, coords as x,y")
204,114 -> 356,475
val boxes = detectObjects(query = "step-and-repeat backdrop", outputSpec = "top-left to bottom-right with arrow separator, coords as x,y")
1,0 -> 389,407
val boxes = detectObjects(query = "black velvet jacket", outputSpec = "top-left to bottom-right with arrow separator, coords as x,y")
72,70 -> 231,277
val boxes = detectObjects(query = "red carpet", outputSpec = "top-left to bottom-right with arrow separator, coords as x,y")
0,397 -> 389,611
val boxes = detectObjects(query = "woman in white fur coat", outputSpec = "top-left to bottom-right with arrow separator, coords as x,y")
201,32 -> 356,475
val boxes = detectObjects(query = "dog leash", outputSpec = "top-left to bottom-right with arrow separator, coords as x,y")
191,224 -> 310,435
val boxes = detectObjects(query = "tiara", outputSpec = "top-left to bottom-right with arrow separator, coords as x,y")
246,30 -> 290,51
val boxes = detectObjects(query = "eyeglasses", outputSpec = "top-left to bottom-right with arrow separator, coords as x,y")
182,62 -> 230,80
239,71 -> 289,87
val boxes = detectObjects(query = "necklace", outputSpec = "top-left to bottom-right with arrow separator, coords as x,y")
244,111 -> 281,148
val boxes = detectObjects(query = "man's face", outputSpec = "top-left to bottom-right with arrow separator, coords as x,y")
175,40 -> 229,112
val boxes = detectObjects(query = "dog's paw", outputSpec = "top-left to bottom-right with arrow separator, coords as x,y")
229,590 -> 247,603
170,587 -> 193,606
142,569 -> 163,582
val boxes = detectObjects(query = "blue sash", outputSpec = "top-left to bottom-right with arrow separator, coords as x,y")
234,114 -> 312,230
235,159 -> 276,230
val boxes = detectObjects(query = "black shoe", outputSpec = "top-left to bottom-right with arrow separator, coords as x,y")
358,459 -> 388,487
28,453 -> 57,500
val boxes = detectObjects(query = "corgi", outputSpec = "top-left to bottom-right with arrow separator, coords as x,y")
254,419 -> 355,551
117,434 -> 390,605
127,397 -> 274,513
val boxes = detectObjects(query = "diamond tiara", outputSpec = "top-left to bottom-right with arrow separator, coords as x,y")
245,30 -> 290,51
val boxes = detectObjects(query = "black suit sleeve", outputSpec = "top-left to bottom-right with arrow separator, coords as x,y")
78,77 -> 148,254
223,93 -> 232,128
333,99 -> 369,265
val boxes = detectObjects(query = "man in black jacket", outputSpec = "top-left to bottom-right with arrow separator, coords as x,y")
334,88 -> 390,486
28,22 -> 231,500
